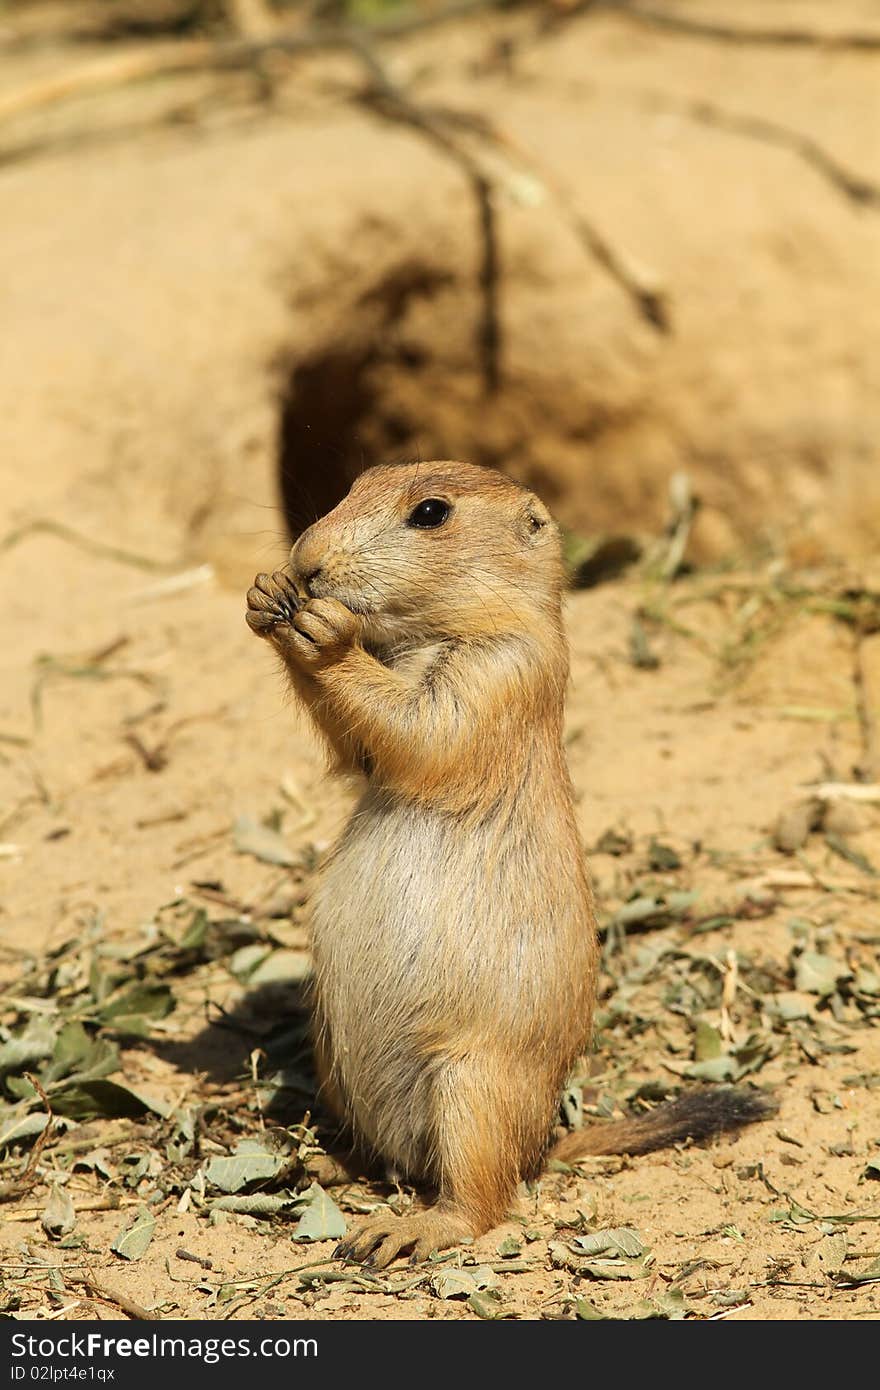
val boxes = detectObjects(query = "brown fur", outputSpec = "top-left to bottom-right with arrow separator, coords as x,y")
246,460 -> 771,1268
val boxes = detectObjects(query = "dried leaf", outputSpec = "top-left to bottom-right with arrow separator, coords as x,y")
233,815 -> 297,867
204,1146 -> 284,1194
210,1194 -> 299,1215
773,800 -> 822,854
496,1235 -> 522,1259
97,982 -> 174,1031
794,952 -> 850,998
432,1267 -> 499,1300
42,1185 -> 76,1239
292,1183 -> 346,1242
550,1238 -> 650,1280
694,1019 -> 723,1062
0,1020 -> 57,1077
840,1257 -> 880,1286
111,1205 -> 156,1261
248,949 -> 312,986
611,892 -> 697,931
647,839 -> 681,871
811,1232 -> 848,1276
49,1078 -> 171,1121
0,1108 -> 50,1149
468,1288 -> 508,1319
572,1227 -> 647,1259
574,1298 -> 610,1320
824,833 -> 878,877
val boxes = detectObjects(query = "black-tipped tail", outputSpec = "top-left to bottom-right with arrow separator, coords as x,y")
551,1086 -> 777,1162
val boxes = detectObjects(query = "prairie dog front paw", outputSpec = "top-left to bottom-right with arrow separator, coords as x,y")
290,598 -> 360,668
246,568 -> 301,637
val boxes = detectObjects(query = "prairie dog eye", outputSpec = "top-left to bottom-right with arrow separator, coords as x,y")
407,498 -> 451,529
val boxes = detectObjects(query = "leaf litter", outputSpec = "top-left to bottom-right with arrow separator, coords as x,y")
2,563 -> 880,1319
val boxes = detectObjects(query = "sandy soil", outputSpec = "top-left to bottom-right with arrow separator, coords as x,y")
1,0 -> 879,1323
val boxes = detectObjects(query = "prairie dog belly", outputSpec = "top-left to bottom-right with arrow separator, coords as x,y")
310,788 -> 594,1175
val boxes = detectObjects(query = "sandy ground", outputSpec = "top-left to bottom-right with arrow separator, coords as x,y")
1,0 -> 880,1323
2,545 -> 880,1320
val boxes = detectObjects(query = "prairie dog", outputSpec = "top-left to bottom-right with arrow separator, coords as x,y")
246,460 -> 771,1267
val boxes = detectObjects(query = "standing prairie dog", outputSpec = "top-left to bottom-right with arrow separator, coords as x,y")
246,460 -> 771,1267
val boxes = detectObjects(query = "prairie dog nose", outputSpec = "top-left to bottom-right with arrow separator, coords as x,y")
289,527 -> 325,594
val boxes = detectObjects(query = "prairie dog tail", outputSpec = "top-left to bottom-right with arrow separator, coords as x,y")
551,1086 -> 776,1163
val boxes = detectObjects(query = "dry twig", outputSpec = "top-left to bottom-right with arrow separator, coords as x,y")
67,1271 -> 155,1321
0,1074 -> 55,1204
681,99 -> 880,211
551,1 -> 880,52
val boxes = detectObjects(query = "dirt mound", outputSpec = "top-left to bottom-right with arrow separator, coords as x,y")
2,2 -> 879,581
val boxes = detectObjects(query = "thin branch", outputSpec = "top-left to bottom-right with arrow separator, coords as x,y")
0,519 -> 173,571
552,1 -> 880,52
423,102 -> 670,330
681,99 -> 880,211
0,1075 -> 54,1205
0,0 -> 208,50
354,47 -> 503,391
0,2 -> 506,124
0,7 -> 665,341
67,1271 -> 155,1321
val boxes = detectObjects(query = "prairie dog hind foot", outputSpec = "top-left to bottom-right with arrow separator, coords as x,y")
335,1207 -> 474,1269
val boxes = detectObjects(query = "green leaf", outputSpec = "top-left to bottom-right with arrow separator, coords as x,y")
43,1029 -> 119,1088
97,982 -> 174,1028
0,1108 -> 50,1149
292,1183 -> 347,1242
0,1019 -> 57,1077
49,1078 -> 170,1121
694,1019 -> 723,1062
854,968 -> 880,997
179,909 -> 209,951
111,1205 -> 156,1261
46,1022 -> 94,1079
647,839 -> 681,871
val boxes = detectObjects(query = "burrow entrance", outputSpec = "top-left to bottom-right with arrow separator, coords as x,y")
274,254 -> 650,543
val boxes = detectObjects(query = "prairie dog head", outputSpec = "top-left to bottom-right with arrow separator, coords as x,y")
289,461 -> 564,647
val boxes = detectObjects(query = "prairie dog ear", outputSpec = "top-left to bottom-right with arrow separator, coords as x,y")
518,497 -> 553,544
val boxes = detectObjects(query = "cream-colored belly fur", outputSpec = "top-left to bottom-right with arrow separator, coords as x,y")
311,786 -> 594,1179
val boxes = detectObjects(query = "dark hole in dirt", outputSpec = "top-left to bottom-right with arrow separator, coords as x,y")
277,259 -> 475,538
274,254 -> 650,545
